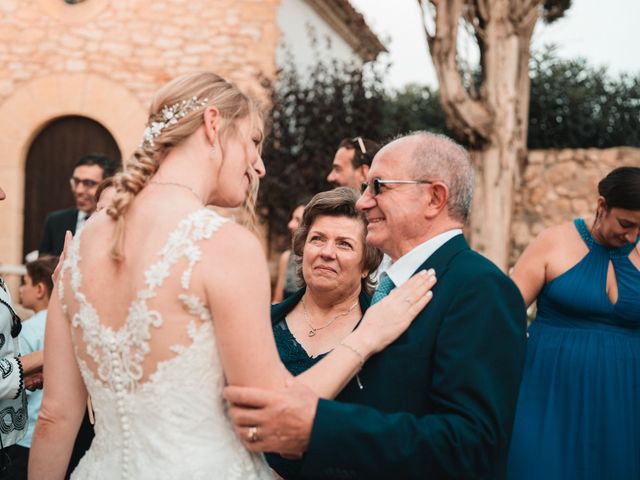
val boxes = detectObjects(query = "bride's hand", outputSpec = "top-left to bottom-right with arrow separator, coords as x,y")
351,269 -> 437,357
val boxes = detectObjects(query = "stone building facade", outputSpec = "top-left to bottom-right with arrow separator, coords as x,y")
0,0 -> 383,283
510,147 -> 640,265
0,0 -> 280,269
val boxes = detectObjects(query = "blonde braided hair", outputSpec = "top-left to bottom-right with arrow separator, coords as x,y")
107,71 -> 262,260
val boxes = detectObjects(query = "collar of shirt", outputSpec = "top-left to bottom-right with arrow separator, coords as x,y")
76,210 -> 89,232
385,229 -> 463,288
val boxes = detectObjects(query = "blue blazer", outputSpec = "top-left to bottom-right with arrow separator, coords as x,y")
271,235 -> 527,480
38,207 -> 78,256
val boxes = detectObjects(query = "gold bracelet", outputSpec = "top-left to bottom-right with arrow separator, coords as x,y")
339,340 -> 365,369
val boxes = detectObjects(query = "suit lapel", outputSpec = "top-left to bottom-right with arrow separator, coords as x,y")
411,234 -> 470,279
66,208 -> 79,235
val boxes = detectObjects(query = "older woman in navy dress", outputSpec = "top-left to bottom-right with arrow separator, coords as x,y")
271,188 -> 383,378
507,167 -> 640,480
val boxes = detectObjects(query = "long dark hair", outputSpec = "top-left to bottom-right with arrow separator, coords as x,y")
598,167 -> 640,211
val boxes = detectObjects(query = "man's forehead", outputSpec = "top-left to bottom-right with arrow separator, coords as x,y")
369,143 -> 411,178
334,147 -> 355,165
73,164 -> 104,179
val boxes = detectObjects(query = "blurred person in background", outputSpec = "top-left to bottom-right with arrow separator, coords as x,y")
3,256 -> 57,479
507,167 -> 640,480
0,186 -> 44,477
272,199 -> 308,303
326,137 -> 380,190
39,154 -> 117,256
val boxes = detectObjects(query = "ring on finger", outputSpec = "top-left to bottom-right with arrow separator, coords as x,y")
247,426 -> 259,443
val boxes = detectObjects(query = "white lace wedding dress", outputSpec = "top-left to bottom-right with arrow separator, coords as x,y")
59,209 -> 273,480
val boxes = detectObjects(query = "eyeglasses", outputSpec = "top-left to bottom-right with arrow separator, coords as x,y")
70,177 -> 99,189
360,178 -> 433,196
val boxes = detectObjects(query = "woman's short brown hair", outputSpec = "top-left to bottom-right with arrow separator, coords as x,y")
292,187 -> 383,294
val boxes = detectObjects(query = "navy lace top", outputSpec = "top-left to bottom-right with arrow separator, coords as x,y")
271,288 -> 371,376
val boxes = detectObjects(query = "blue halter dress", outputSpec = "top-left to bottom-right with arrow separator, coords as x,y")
507,218 -> 640,480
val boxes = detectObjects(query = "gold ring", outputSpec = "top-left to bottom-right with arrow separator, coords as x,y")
247,426 -> 258,443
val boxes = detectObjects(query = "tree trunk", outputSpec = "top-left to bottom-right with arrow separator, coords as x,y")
418,0 -> 539,270
469,146 -> 517,269
466,6 -> 534,269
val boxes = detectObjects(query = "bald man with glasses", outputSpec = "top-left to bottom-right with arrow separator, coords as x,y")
225,132 -> 527,480
38,154 -> 116,256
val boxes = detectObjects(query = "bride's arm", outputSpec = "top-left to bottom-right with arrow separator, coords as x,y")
29,290 -> 88,480
295,271 -> 435,399
205,224 -> 435,397
205,224 -> 291,389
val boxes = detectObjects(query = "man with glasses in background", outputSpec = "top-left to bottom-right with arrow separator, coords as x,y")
38,154 -> 116,256
327,136 -> 394,277
225,132 -> 527,479
326,137 -> 380,190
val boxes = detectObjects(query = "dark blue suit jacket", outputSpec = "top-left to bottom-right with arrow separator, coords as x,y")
38,208 -> 78,256
271,235 -> 527,479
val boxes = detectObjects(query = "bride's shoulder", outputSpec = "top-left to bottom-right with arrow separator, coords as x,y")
199,214 -> 264,262
202,216 -> 259,248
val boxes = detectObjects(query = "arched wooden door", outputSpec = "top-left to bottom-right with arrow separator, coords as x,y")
23,115 -> 122,258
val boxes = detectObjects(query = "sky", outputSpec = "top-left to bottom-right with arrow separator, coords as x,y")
350,0 -> 640,89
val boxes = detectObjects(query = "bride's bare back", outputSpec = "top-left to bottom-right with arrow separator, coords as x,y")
58,192 -> 274,479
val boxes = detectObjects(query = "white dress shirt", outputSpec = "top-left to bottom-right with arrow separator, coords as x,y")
76,210 -> 88,233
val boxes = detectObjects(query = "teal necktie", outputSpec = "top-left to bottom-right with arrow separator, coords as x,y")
371,273 -> 395,305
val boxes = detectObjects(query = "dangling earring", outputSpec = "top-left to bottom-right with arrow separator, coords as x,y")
592,204 -> 607,242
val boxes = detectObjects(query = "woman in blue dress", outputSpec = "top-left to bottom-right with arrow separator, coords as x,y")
507,167 -> 640,480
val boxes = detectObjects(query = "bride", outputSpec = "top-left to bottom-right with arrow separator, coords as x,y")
28,72 -> 434,479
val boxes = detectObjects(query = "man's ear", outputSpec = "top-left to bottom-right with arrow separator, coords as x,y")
424,182 -> 449,219
35,282 -> 47,301
355,164 -> 370,185
203,106 -> 220,145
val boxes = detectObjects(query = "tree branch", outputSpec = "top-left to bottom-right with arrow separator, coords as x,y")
423,0 -> 493,143
416,0 -> 435,47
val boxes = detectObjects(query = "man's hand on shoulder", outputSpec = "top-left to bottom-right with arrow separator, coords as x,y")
224,378 -> 318,456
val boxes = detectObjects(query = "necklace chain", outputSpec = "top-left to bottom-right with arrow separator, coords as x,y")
148,181 -> 203,204
301,297 -> 359,337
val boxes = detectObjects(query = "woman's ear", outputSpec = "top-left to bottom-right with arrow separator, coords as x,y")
203,106 -> 220,145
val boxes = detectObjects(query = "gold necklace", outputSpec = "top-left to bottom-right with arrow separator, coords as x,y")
301,297 -> 359,337
148,181 -> 203,204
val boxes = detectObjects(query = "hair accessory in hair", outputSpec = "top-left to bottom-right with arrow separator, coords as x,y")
140,95 -> 209,147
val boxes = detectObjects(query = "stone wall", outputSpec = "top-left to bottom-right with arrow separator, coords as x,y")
0,0 -> 281,270
510,147 -> 640,265
0,0 -> 280,105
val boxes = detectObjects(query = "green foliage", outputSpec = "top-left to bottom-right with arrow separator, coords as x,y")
259,57 -> 388,246
528,46 -> 640,149
259,45 -> 639,245
380,84 -> 449,138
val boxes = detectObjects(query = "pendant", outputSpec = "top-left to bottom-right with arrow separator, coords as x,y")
308,329 -> 316,337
